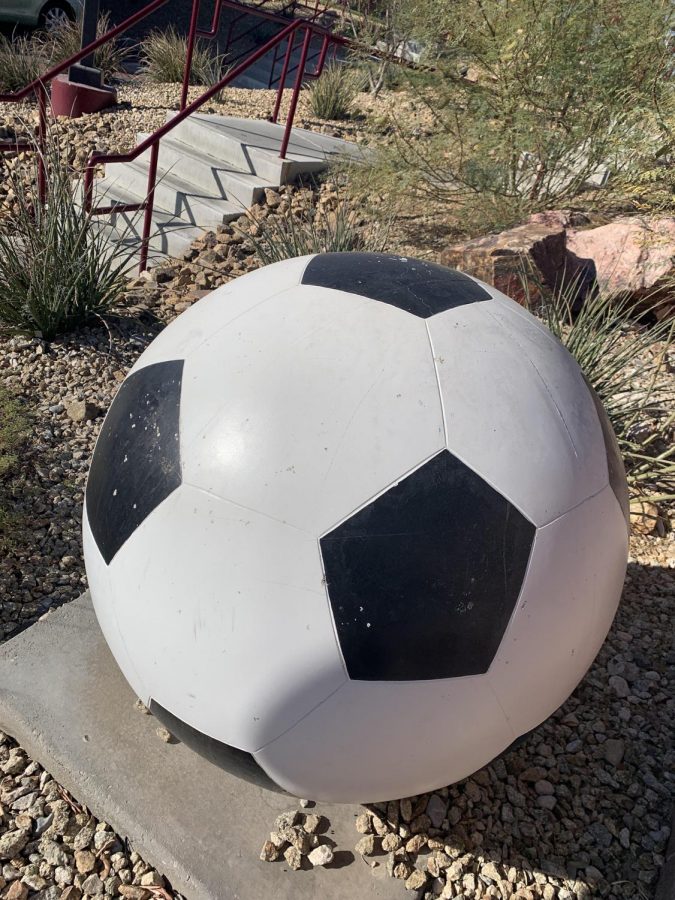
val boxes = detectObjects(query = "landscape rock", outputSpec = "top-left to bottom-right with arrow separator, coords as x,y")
0,830 -> 28,860
307,845 -> 333,867
440,221 -> 570,306
64,399 -> 102,424
567,216 -> 675,316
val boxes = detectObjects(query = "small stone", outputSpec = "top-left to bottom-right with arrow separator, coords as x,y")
283,846 -> 302,871
299,799 -> 311,808
81,873 -> 104,895
5,882 -> 28,900
393,861 -> 412,879
400,798 -> 413,822
303,814 -> 321,834
133,700 -> 149,715
118,888 -> 150,900
75,850 -> 96,875
426,794 -> 447,829
275,810 -> 299,830
269,831 -> 286,849
603,738 -> 625,766
382,833 -> 402,852
65,399 -> 102,423
307,845 -> 334,867
482,861 -> 502,881
609,675 -> 630,698
155,726 -> 172,743
139,871 -> 163,887
629,499 -> 659,535
60,888 -> 82,900
55,866 -> 75,886
0,830 -> 29,860
534,780 -> 555,796
406,834 -> 427,854
355,834 -> 377,855
537,795 -> 557,810
259,840 -> 278,862
411,814 -> 431,834
405,869 -> 427,891
73,821 -> 96,852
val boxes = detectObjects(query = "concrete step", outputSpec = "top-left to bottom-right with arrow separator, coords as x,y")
165,114 -> 367,183
133,134 -> 276,208
86,183 -> 207,262
94,161 -> 244,227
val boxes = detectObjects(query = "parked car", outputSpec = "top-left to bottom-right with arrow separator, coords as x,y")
0,0 -> 83,32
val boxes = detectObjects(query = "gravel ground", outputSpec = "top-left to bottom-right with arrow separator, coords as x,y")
0,82 -> 673,900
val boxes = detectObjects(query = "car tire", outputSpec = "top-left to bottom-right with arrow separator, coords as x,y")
38,1 -> 75,33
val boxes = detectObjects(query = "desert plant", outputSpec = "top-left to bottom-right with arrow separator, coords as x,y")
308,63 -> 361,120
140,26 -> 226,87
245,185 -> 390,266
46,12 -> 130,82
356,0 -> 674,233
531,279 -> 675,502
0,34 -> 50,93
0,384 -> 30,551
0,132 -> 132,341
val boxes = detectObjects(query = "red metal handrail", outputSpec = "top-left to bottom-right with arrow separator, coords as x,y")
84,16 -> 311,270
0,0 -> 423,272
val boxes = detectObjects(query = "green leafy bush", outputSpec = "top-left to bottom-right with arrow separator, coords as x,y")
140,26 -> 226,87
245,185 -> 390,265
358,0 -> 674,233
308,64 -> 361,120
534,281 -> 675,502
0,135 -> 132,341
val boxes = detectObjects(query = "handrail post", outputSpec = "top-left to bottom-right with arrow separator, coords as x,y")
181,0 -> 202,111
271,31 -> 296,122
36,83 -> 48,206
279,26 -> 311,159
139,142 -> 159,273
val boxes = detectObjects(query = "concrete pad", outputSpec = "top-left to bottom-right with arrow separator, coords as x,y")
0,593 -> 403,900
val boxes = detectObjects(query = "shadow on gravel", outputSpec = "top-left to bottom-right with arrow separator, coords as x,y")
364,554 -> 673,900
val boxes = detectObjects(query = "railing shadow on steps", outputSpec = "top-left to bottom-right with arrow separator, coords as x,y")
0,0 -> 421,273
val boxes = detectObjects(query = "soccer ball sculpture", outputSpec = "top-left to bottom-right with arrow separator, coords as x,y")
84,253 -> 629,802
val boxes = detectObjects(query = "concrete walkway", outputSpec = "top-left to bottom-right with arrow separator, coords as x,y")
0,593 -> 403,900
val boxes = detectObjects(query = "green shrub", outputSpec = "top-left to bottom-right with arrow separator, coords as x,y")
0,134 -> 132,341
0,384 -> 30,552
46,12 -> 130,82
533,280 -> 675,502
358,0 -> 674,233
140,26 -> 226,87
245,185 -> 390,266
307,64 -> 361,120
0,34 -> 49,93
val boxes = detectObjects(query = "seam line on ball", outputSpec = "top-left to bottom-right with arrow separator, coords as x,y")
251,677 -> 349,753
182,481 -> 317,539
425,319 -> 448,447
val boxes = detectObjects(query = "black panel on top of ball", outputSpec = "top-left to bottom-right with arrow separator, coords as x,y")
582,376 -> 630,531
320,450 -> 535,681
302,253 -> 490,317
86,360 -> 184,565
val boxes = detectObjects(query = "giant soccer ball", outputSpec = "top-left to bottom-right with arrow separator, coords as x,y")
83,253 -> 629,802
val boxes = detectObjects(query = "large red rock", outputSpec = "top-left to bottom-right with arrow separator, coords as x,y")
567,216 -> 675,316
439,221 -> 568,307
440,210 -> 594,307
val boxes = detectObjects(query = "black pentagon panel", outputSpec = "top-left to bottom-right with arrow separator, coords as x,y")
302,252 -> 490,317
149,700 -> 282,792
86,360 -> 184,565
320,450 -> 535,681
582,375 -> 630,532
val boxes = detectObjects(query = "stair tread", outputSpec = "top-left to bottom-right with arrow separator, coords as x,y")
92,176 -> 242,222
135,133 -> 280,189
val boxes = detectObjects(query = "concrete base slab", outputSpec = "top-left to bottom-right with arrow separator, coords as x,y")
0,593 -> 402,900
